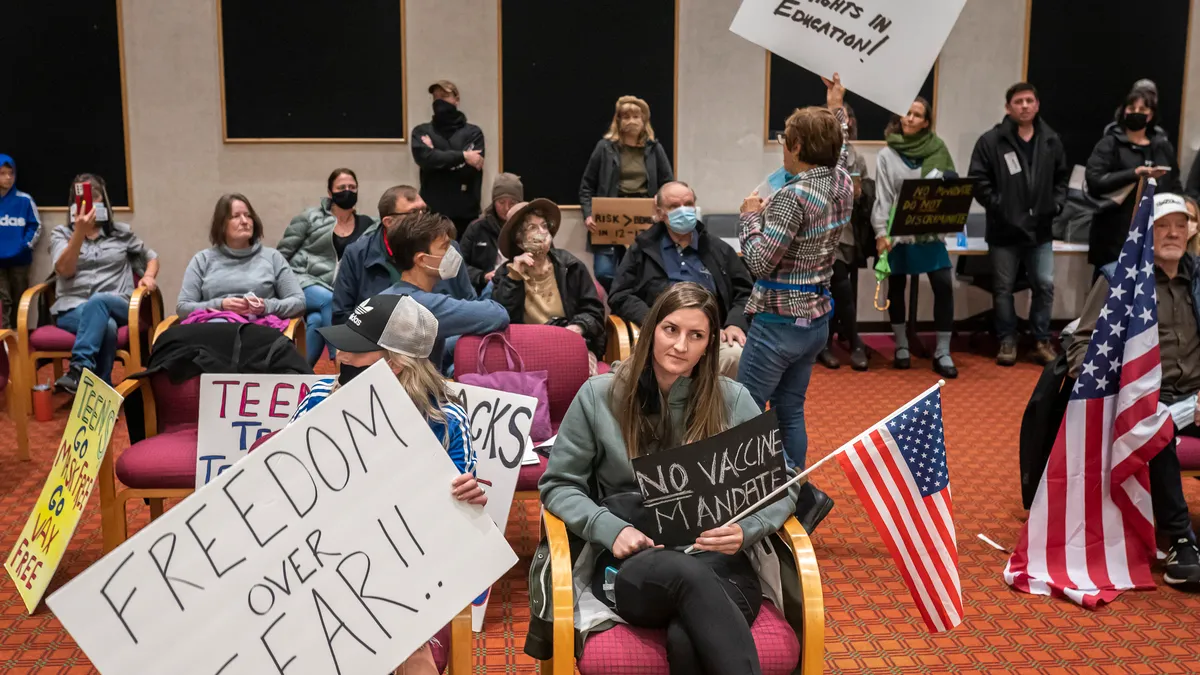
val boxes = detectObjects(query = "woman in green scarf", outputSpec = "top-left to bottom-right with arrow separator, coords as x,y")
871,97 -> 958,379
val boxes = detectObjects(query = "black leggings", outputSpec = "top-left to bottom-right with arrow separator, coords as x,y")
829,260 -> 861,348
614,549 -> 763,675
887,268 -> 954,333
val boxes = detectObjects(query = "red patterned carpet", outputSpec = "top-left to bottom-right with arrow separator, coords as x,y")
2,350 -> 1200,674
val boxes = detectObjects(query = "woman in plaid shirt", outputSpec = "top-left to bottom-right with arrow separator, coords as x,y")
736,74 -> 854,533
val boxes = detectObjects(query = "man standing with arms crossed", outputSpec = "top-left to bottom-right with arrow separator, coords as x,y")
737,75 -> 854,533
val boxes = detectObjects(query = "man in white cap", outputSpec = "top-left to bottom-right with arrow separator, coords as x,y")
1068,191 -> 1200,588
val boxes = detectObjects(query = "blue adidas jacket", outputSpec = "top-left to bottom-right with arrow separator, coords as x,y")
0,155 -> 41,267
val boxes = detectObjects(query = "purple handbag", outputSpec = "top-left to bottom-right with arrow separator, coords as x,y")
456,333 -> 553,442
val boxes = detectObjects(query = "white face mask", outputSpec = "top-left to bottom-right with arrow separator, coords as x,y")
424,245 -> 463,280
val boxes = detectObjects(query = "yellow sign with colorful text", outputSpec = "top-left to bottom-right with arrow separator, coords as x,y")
5,370 -> 122,613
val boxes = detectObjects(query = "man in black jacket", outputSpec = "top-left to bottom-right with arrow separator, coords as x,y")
461,173 -> 522,293
609,181 -> 753,378
969,82 -> 1070,366
411,80 -> 485,239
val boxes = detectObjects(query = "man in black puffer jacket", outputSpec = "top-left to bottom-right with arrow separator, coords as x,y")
969,82 -> 1070,367
411,80 -> 485,239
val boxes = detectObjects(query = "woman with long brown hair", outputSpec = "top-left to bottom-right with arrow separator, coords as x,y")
530,283 -> 800,674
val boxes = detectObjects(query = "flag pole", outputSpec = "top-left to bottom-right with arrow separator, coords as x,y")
686,379 -> 945,552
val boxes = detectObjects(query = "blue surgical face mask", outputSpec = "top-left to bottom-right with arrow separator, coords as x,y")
666,206 -> 701,235
766,166 -> 795,192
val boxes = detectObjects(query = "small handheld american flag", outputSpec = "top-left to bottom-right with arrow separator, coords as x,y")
838,383 -> 963,633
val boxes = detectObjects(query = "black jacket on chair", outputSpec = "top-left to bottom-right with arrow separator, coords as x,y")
492,248 -> 607,358
608,220 -> 753,330
969,116 -> 1070,247
130,323 -> 312,384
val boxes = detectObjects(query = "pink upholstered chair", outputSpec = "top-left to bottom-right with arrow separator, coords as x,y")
0,327 -> 29,460
17,278 -> 162,408
454,325 -> 593,502
540,511 -> 824,675
1178,436 -> 1200,478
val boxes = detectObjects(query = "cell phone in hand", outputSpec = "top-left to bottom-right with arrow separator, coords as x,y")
74,182 -> 92,217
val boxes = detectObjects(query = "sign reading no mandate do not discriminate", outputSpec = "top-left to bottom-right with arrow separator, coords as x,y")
46,362 -> 517,675
730,0 -> 967,117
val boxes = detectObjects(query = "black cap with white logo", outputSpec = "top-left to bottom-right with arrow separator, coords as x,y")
317,294 -> 438,357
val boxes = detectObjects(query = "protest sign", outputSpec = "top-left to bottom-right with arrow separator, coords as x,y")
630,410 -> 788,547
6,369 -> 122,613
590,197 -> 656,246
195,374 -> 327,488
46,362 -> 518,675
445,382 -> 535,631
730,0 -> 967,116
889,178 -> 975,236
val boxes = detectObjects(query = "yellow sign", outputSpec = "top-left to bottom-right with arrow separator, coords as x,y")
5,369 -> 122,613
590,197 -> 657,246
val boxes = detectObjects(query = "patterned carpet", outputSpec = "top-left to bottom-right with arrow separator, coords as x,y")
2,349 -> 1200,674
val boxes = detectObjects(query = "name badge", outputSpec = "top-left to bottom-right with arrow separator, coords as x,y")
1004,151 -> 1022,176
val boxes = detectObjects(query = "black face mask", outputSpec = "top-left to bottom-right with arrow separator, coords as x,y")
1123,112 -> 1149,132
331,190 -> 358,210
432,99 -> 457,117
338,364 -> 366,386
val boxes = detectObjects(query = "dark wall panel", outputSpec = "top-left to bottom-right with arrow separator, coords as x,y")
2,1 -> 129,207
501,0 -> 675,206
220,0 -> 405,140
1027,0 -> 1189,167
768,54 -> 935,141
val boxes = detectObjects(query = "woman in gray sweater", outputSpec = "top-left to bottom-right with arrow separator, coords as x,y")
176,193 -> 305,320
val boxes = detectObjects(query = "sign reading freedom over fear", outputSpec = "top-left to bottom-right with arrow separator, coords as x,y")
46,362 -> 518,675
631,410 -> 788,547
730,0 -> 967,116
5,369 -> 123,613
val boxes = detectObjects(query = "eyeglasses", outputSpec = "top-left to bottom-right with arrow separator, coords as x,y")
382,207 -> 429,219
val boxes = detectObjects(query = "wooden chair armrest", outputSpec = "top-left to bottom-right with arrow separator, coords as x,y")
113,378 -> 143,400
127,285 -> 164,371
448,605 -> 472,675
16,281 -> 52,352
285,317 -> 307,362
542,510 -> 576,671
153,315 -> 179,345
605,315 -> 633,363
628,321 -> 641,345
780,516 -> 824,675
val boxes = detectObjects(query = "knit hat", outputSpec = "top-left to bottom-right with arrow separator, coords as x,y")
491,173 -> 524,203
317,294 -> 438,358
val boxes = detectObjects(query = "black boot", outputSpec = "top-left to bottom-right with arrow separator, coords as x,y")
796,483 -> 835,534
55,366 -> 83,395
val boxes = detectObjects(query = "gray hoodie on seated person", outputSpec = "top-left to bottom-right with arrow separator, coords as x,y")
176,242 -> 306,318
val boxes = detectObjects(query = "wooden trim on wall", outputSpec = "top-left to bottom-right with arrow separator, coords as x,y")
672,0 -> 680,173
497,0 -> 505,171
216,0 -> 408,144
1181,0 -> 1193,164
763,51 -> 773,144
1021,0 -> 1032,81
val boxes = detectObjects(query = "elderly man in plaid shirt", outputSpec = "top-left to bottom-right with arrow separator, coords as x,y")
737,74 -> 854,534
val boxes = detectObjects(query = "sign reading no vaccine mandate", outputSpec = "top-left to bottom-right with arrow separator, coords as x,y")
46,362 -> 518,674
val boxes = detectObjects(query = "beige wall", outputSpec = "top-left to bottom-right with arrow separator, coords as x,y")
30,0 -> 1200,324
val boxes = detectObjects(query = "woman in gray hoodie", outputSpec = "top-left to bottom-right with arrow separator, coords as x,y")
176,193 -> 305,321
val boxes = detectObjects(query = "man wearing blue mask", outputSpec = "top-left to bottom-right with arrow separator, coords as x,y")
608,181 -> 753,377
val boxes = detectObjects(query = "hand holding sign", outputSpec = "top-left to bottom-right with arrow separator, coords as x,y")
693,524 -> 745,556
822,72 -> 846,109
613,527 -> 662,559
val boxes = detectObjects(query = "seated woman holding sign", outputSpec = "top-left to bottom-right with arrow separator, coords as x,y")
256,293 -> 486,675
532,282 -> 800,675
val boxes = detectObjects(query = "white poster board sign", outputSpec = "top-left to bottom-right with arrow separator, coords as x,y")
47,362 -> 517,675
730,0 -> 967,116
446,382 -> 535,632
195,374 -> 327,489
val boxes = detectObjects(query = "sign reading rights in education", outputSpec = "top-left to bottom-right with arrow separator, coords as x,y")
445,382 -> 534,631
46,362 -> 518,675
590,197 -> 656,246
730,0 -> 967,116
631,410 -> 789,547
195,374 -> 326,488
6,369 -> 123,613
889,178 -> 975,237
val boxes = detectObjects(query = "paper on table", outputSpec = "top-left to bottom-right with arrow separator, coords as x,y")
523,434 -> 554,465
1168,395 -> 1197,430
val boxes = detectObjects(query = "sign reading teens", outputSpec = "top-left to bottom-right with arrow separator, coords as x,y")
590,197 -> 657,246
630,410 -> 788,547
6,369 -> 123,613
888,179 -> 975,237
46,362 -> 518,675
730,0 -> 967,116
195,375 -> 327,489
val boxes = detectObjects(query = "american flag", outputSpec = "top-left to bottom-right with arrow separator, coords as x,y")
837,384 -> 963,632
1005,180 -> 1175,607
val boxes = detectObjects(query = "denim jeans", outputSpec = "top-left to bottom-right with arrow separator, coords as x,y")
303,284 -> 335,365
737,312 -> 830,469
592,245 -> 626,291
990,242 -> 1054,342
55,293 -> 129,383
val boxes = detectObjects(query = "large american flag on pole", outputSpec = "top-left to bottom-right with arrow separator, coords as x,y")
1005,180 -> 1175,607
837,384 -> 963,632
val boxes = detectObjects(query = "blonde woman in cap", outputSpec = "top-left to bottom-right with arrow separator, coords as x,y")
579,95 -> 675,290
492,198 -> 607,372
462,172 -> 523,293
